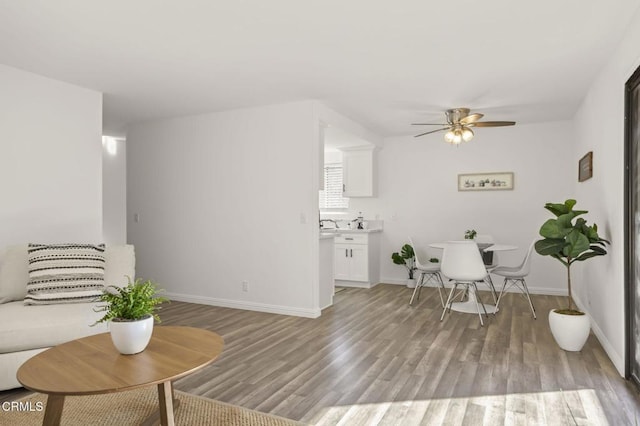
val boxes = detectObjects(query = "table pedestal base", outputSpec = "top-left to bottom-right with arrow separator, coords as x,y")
450,299 -> 498,314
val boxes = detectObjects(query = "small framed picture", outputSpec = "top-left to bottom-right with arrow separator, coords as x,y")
458,172 -> 514,191
579,151 -> 593,182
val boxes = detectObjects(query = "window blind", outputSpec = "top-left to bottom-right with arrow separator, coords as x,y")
319,164 -> 349,209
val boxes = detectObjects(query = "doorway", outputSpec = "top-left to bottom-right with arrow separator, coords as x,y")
624,63 -> 640,387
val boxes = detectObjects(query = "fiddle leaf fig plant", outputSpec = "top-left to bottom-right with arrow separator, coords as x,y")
93,278 -> 169,325
391,244 -> 416,279
534,199 -> 609,314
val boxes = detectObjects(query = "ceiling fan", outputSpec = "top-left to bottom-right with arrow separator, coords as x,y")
412,108 -> 515,144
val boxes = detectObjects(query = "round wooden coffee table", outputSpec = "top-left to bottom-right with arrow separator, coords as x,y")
17,326 -> 224,426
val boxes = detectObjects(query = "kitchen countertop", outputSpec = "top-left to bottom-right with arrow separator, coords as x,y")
319,233 -> 335,240
319,228 -> 383,234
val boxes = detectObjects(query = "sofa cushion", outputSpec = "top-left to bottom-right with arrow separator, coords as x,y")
25,243 -> 106,305
0,301 -> 108,353
0,245 -> 29,304
104,244 -> 136,288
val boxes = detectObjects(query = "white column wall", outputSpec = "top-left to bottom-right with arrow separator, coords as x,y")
0,64 -> 102,245
102,138 -> 127,245
126,101 -> 320,317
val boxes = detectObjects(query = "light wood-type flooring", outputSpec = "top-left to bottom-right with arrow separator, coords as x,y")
2,284 -> 640,425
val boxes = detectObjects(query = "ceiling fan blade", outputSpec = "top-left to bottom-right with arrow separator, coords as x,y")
459,113 -> 484,124
470,121 -> 516,127
414,127 -> 450,137
411,123 -> 448,126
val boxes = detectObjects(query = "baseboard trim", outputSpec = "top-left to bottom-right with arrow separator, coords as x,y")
520,286 -> 567,296
379,279 -> 409,286
334,280 -> 379,289
379,278 -> 568,296
573,294 -> 624,376
165,292 -> 321,319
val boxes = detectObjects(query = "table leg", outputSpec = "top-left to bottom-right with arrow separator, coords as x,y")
141,382 -> 180,426
158,381 -> 175,426
43,394 -> 65,426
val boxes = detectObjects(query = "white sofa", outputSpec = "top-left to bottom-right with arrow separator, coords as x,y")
0,244 -> 135,391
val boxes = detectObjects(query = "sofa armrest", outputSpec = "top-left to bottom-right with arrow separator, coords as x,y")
0,245 -> 29,304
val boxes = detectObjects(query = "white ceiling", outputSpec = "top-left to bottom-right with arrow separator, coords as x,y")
1,1 -> 638,138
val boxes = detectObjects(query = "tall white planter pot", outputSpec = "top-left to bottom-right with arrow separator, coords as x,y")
548,310 -> 590,351
109,315 -> 154,355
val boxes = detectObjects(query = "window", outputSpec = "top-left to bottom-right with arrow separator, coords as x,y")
319,164 -> 349,209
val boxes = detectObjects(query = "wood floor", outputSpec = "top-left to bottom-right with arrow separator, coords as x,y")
2,284 -> 640,425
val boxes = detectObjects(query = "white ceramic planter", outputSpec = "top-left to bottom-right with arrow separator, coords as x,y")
109,315 -> 154,355
548,309 -> 590,351
406,278 -> 416,289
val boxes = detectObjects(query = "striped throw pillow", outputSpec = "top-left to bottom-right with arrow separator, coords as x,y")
25,243 -> 106,305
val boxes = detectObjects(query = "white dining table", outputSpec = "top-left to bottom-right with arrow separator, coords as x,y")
429,241 -> 517,315
484,244 -> 517,252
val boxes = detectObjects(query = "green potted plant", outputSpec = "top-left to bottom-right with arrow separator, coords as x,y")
94,278 -> 168,355
534,199 -> 609,351
392,244 -> 416,288
464,229 -> 477,240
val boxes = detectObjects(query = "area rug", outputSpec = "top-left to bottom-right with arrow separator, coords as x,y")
2,387 -> 305,426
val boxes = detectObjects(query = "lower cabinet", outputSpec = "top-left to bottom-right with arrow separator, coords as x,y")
334,243 -> 368,281
333,233 -> 380,288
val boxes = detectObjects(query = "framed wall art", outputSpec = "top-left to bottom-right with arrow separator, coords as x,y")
579,151 -> 593,182
458,172 -> 514,191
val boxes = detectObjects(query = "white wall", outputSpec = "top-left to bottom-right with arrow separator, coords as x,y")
126,101 -> 320,317
0,64 -> 103,245
349,121 -> 575,292
572,7 -> 640,375
313,103 -> 382,148
102,137 -> 127,245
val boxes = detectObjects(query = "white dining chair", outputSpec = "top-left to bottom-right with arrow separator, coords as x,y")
474,234 -> 498,304
493,241 -> 537,319
440,241 -> 492,326
408,237 -> 445,307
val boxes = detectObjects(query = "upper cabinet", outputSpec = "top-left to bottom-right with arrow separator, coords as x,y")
341,146 -> 376,197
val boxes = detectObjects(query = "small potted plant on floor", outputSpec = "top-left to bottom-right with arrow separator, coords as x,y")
94,278 -> 168,355
535,199 -> 609,351
392,244 -> 417,288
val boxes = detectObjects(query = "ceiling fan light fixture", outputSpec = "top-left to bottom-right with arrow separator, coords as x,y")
453,130 -> 463,144
444,130 -> 457,144
444,128 -> 463,144
444,126 -> 472,144
462,126 -> 474,142
444,130 -> 453,143
413,108 -> 515,143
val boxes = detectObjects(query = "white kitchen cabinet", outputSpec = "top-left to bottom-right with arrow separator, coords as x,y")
334,243 -> 367,281
333,232 -> 380,288
341,146 -> 376,197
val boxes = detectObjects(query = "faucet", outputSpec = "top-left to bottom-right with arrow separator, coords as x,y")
320,219 -> 339,229
352,212 -> 364,229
